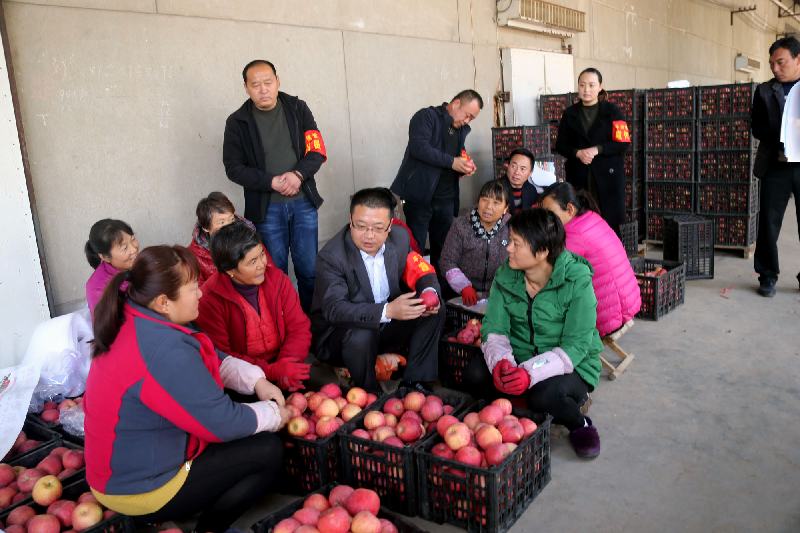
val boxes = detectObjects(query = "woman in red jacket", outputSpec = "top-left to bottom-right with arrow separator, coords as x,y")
196,221 -> 312,393
189,192 -> 273,287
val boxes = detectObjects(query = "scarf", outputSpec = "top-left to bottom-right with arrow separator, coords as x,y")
470,207 -> 504,242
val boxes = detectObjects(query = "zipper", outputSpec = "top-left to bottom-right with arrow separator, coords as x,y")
402,166 -> 418,190
526,297 -> 539,356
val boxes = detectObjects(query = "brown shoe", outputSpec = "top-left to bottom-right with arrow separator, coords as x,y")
579,393 -> 592,416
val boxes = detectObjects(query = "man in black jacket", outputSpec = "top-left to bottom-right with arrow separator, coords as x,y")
223,60 -> 326,311
310,188 -> 445,392
390,90 -> 482,275
751,37 -> 800,297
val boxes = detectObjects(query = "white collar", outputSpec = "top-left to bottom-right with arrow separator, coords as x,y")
359,244 -> 386,260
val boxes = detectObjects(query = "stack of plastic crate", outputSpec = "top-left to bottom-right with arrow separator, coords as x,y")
538,93 -> 576,182
608,89 -> 646,235
696,83 -> 759,251
491,125 -> 550,180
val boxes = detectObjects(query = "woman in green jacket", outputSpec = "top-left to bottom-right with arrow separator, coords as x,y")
462,208 -> 604,458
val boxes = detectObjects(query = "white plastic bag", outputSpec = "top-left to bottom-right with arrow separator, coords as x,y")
60,403 -> 85,437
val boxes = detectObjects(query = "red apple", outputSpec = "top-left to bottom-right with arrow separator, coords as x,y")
382,398 -> 404,417
346,387 -> 368,408
288,417 -> 310,437
286,405 -> 303,418
352,429 -> 371,440
59,399 -> 77,410
443,405 -> 454,415
402,391 -> 426,412
71,501 -> 104,531
42,401 -> 58,411
17,440 -> 43,454
340,403 -> 362,422
295,527 -> 319,533
456,329 -> 475,344
475,425 -> 503,451
32,475 -> 62,506
308,393 -> 329,412
319,383 -> 343,399
273,518 -> 302,533
454,446 -> 482,467
382,436 -> 404,448
11,491 -> 29,503
420,401 -> 444,422
303,493 -> 331,512
444,423 -> 471,451
315,417 -> 339,438
436,415 -> 459,437
292,507 -> 320,526
519,418 -> 538,438
365,393 -> 378,406
0,464 -> 14,488
7,505 -> 36,526
497,420 -> 524,444
363,411 -> 385,430
62,450 -> 84,471
57,468 -> 78,480
466,318 -> 482,332
345,488 -> 380,516
49,447 -> 69,458
491,398 -> 513,416
383,413 -> 397,428
395,419 -> 422,443
315,398 -> 340,418
372,426 -> 396,443
317,505 -> 351,533
287,392 -> 309,413
350,510 -> 381,533
378,518 -> 399,533
12,432 -> 26,451
4,525 -> 26,533
328,484 -> 355,507
77,492 -> 98,504
334,397 -> 348,411
40,409 -> 60,423
36,455 -> 63,476
485,442 -> 512,466
431,442 -> 455,460
12,466 -> 27,476
103,510 -> 116,518
27,514 -> 61,533
399,410 -> 422,424
419,290 -> 439,311
48,499 -> 78,527
425,395 -> 443,405
17,468 -> 45,492
479,405 -> 504,426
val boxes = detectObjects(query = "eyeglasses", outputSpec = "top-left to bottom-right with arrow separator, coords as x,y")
350,222 -> 390,235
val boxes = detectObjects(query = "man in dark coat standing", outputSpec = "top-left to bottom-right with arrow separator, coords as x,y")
223,60 -> 326,312
751,36 -> 800,297
390,90 -> 482,275
310,188 -> 445,393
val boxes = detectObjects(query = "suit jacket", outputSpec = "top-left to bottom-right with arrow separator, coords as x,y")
751,78 -> 787,178
309,224 -> 440,358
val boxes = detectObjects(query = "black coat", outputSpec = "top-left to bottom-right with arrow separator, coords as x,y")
556,100 -> 630,226
751,79 -> 786,178
390,103 -> 470,216
223,92 -> 325,224
498,176 -> 539,214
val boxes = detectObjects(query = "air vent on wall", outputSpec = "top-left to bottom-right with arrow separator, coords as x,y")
497,0 -> 586,38
734,55 -> 761,73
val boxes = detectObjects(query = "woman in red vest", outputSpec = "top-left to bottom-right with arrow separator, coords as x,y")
196,221 -> 312,393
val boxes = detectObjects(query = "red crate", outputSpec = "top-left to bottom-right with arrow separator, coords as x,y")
492,126 -> 550,159
647,182 -> 694,212
539,93 -> 571,121
697,117 -> 758,151
494,159 -> 509,180
696,179 -> 760,216
697,83 -> 756,117
646,120 -> 695,151
606,89 -> 645,121
645,152 -> 694,181
625,179 -> 643,210
712,213 -> 758,246
646,87 -> 696,119
697,150 -> 756,182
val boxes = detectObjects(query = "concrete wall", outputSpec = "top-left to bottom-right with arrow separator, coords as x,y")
1,0 -> 789,316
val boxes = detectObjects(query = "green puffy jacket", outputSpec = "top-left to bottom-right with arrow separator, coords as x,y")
481,251 -> 603,391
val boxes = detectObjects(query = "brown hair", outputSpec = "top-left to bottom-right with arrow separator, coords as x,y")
196,192 -> 235,232
92,245 -> 201,357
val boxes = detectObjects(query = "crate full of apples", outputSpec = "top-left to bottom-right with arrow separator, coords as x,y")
2,422 -> 61,463
27,396 -> 86,447
416,399 -> 552,533
439,319 -> 484,391
0,477 -> 135,533
279,384 -> 380,495
1,441 -> 87,513
251,483 -> 430,533
338,388 -> 467,516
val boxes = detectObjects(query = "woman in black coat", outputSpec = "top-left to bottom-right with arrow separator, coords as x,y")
556,68 -> 630,230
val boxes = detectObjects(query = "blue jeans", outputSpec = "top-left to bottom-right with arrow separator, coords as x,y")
254,197 -> 318,312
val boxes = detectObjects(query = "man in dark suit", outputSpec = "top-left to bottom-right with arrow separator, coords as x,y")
752,36 -> 800,297
310,188 -> 445,392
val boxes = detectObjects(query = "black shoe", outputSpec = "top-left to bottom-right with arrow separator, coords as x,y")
399,381 -> 434,394
796,273 -> 800,290
758,278 -> 776,297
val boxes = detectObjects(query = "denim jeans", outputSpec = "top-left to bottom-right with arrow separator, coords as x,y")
254,197 -> 318,312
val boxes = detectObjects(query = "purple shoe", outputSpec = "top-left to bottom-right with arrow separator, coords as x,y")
569,416 -> 600,459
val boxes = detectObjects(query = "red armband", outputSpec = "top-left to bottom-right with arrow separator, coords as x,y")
304,130 -> 327,161
612,121 -> 631,143
402,252 -> 436,291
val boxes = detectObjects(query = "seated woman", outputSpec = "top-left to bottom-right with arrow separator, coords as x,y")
85,245 -> 291,533
189,191 -> 273,287
499,148 -> 539,215
85,219 -> 139,319
196,221 -> 312,392
462,208 -> 604,458
541,182 -> 641,337
439,180 -> 511,306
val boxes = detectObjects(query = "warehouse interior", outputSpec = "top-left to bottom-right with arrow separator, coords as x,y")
1,0 -> 799,531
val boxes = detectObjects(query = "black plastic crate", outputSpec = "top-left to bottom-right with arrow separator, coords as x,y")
663,215 -> 714,280
645,152 -> 694,182
492,126 -> 550,160
551,154 -> 566,182
645,120 -> 695,151
697,82 -> 756,118
0,477 -> 136,533
445,303 -> 484,332
339,388 -> 468,516
251,483 -> 431,533
630,258 -> 686,320
625,178 -> 643,210
539,93 -> 571,122
5,440 -> 86,512
494,158 -> 509,180
623,151 -> 640,182
645,211 -> 664,241
439,330 -> 483,391
627,208 -> 645,240
696,179 -> 760,216
26,412 -> 87,448
697,150 -> 756,182
417,400 -> 552,533
645,87 -> 696,120
620,220 -> 639,257
3,420 -> 61,462
606,89 -> 645,122
711,213 -> 758,246
646,181 -> 694,213
549,122 -> 559,149
697,117 -> 758,151
524,124 -> 551,157
629,121 -> 644,151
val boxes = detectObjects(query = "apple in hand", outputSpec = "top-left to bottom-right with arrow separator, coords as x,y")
419,290 -> 439,311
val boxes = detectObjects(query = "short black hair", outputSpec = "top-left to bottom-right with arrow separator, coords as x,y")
478,180 -> 510,206
196,192 -> 235,232
210,220 -> 263,273
541,181 -> 600,218
452,89 -> 484,109
508,148 -> 535,167
242,60 -> 277,83
350,187 -> 395,219
85,219 -> 134,269
770,36 -> 800,58
507,208 -> 565,266
579,67 -> 603,84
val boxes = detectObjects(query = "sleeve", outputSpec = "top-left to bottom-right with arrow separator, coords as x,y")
481,333 -> 517,373
407,109 -> 455,169
555,114 -> 580,160
750,91 -> 775,144
316,252 -> 385,330
402,252 -> 438,293
558,274 -> 601,369
140,338 -> 259,443
219,356 -> 266,395
293,100 -> 327,180
445,269 -> 472,294
598,108 -> 631,155
275,274 -> 313,362
438,221 -> 462,276
222,115 -> 277,193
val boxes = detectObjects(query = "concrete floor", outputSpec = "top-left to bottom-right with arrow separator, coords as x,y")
151,199 -> 800,533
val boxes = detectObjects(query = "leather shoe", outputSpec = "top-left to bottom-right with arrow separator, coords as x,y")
758,278 -> 776,297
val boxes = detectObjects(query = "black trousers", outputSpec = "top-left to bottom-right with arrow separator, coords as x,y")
754,165 -> 800,282
462,358 -> 589,431
320,308 -> 445,392
403,200 -> 455,274
134,432 -> 284,533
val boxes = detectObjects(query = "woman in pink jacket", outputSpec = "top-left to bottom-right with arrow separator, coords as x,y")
541,182 -> 640,337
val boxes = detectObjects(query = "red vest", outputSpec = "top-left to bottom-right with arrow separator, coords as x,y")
233,285 -> 281,360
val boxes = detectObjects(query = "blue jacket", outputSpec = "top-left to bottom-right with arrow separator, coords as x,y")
390,103 -> 471,215
499,176 -> 539,215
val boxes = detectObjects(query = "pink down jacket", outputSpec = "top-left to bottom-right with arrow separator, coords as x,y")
564,211 -> 641,337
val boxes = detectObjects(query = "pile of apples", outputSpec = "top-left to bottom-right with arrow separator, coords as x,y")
273,485 -> 398,533
445,318 -> 482,346
36,397 -> 83,425
0,448 -> 85,509
641,267 -> 667,278
431,399 -> 537,468
2,430 -> 46,463
0,480 -> 113,533
284,384 -> 379,441
349,391 -> 456,447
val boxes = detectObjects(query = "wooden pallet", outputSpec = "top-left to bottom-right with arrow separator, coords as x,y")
600,320 -> 635,381
714,243 -> 756,259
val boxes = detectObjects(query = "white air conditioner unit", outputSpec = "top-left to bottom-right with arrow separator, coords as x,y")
735,55 -> 761,73
497,0 -> 585,39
